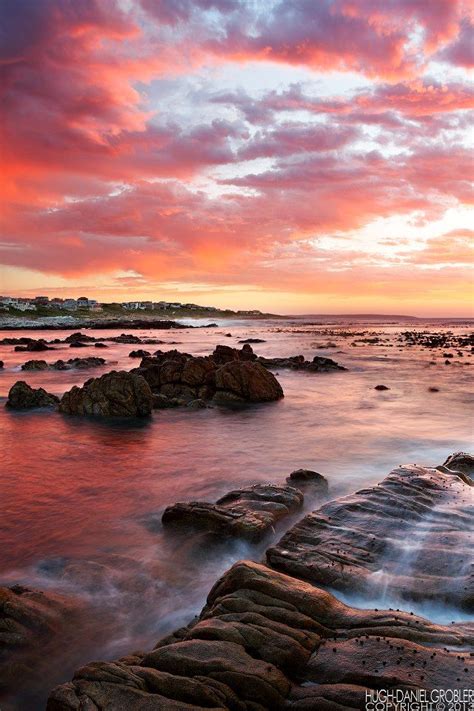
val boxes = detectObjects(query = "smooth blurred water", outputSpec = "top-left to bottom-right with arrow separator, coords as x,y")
0,318 -> 472,708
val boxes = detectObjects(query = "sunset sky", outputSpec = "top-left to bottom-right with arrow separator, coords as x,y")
1,0 -> 473,315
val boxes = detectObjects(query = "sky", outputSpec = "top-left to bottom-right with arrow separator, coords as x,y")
1,0 -> 473,316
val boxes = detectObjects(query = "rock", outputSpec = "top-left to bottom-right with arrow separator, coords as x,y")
21,359 -> 49,371
162,484 -> 303,542
258,354 -> 346,372
48,560 -> 474,710
211,343 -> 257,365
0,585 -> 80,697
213,361 -> 284,404
438,452 -> 474,483
64,332 -> 95,343
267,462 -> 474,611
52,357 -> 106,370
152,393 -> 181,409
94,342 -> 108,348
186,398 -> 208,409
0,360 -> 3,368
14,339 -> 51,352
374,384 -> 390,390
287,469 -> 328,493
225,333 -> 232,337
129,349 -> 151,358
69,341 -> 88,348
428,386 -> 439,392
6,381 -> 59,409
238,338 -> 266,344
59,370 -> 153,417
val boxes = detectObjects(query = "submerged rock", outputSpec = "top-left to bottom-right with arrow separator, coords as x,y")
47,560 -> 473,710
59,370 -> 153,417
267,462 -> 474,610
162,483 -> 303,542
6,381 -> 59,409
258,354 -> 346,372
374,384 -> 390,390
14,339 -> 52,352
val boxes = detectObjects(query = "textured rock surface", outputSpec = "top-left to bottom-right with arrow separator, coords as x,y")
286,469 -> 329,493
0,585 -> 80,695
267,464 -> 474,610
47,561 -> 473,710
59,370 -> 153,417
258,354 -> 346,372
213,360 -> 284,404
6,381 -> 59,409
135,348 -> 284,405
162,484 -> 303,542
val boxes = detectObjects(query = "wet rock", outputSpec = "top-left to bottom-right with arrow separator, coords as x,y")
258,354 -> 346,372
6,381 -> 59,409
238,338 -> 266,344
129,349 -> 151,358
213,360 -> 284,404
186,398 -> 208,409
59,371 -> 153,417
48,560 -> 474,710
267,462 -> 474,610
374,384 -> 390,390
0,360 -> 3,368
212,343 -> 257,365
21,359 -> 49,371
14,339 -> 51,352
52,357 -> 106,370
152,393 -> 182,409
0,585 -> 80,697
69,341 -> 87,348
428,386 -> 439,392
64,332 -> 95,343
162,484 -> 303,542
287,469 -> 328,494
94,342 -> 108,348
438,452 -> 474,482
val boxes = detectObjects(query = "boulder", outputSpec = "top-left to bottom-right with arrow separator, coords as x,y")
21,359 -> 49,371
59,370 -> 153,417
129,349 -> 151,358
286,469 -> 328,494
374,384 -> 390,390
52,357 -> 106,370
267,462 -> 474,610
6,381 -> 59,409
162,483 -> 303,542
211,343 -> 256,365
439,451 -> 474,477
213,361 -> 284,404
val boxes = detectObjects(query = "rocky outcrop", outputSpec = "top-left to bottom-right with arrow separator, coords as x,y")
6,381 -> 59,409
213,361 -> 284,404
21,359 -> 49,370
135,348 -> 284,405
162,484 -> 304,542
47,560 -> 473,710
257,354 -> 346,372
21,357 -> 106,371
129,349 -> 151,358
59,370 -> 153,417
267,464 -> 474,611
14,339 -> 52,352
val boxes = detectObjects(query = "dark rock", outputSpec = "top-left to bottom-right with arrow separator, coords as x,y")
52,357 -> 106,370
6,381 -> 59,409
374,384 -> 390,390
152,394 -> 182,409
59,371 -> 153,417
213,360 -> 284,404
14,339 -> 51,352
239,338 -> 266,343
0,585 -> 80,697
0,360 -> 3,368
69,341 -> 87,348
287,469 -> 328,493
267,462 -> 474,610
162,484 -> 303,542
211,343 -> 257,365
21,359 -> 49,371
64,332 -> 95,343
129,349 -> 151,358
428,386 -> 439,392
94,342 -> 108,348
258,354 -> 346,372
